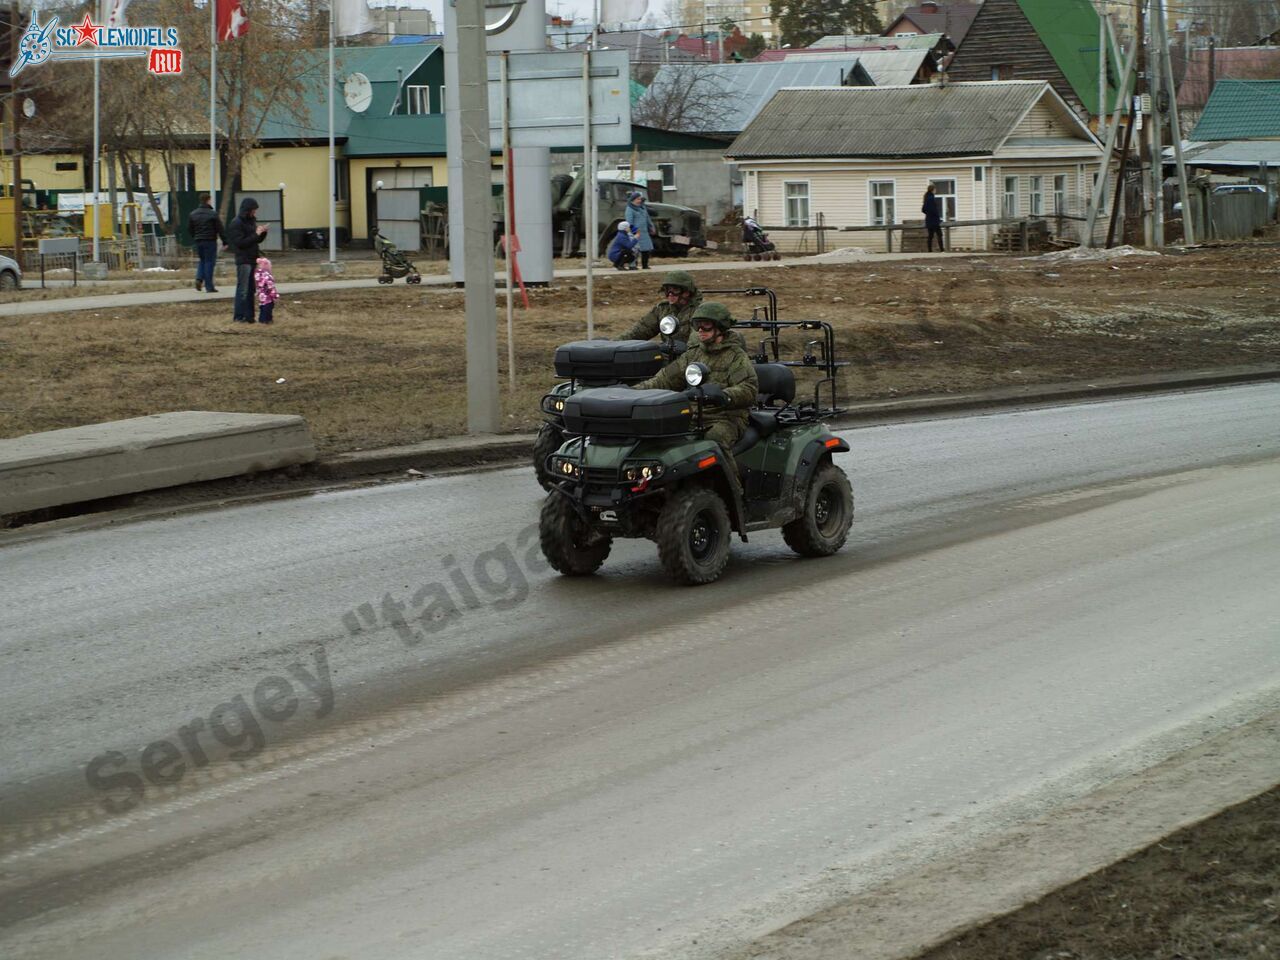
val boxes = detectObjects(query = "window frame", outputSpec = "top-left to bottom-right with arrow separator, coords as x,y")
171,162 -> 196,192
783,180 -> 811,227
657,162 -> 676,192
869,179 -> 896,226
405,85 -> 430,115
1003,175 -> 1019,218
931,178 -> 958,222
1054,173 -> 1067,214
1029,174 -> 1044,216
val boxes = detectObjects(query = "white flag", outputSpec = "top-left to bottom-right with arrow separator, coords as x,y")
600,0 -> 648,25
334,0 -> 376,37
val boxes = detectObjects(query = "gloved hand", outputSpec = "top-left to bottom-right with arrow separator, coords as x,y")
689,383 -> 727,407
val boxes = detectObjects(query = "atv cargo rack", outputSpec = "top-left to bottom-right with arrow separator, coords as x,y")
736,318 -> 846,418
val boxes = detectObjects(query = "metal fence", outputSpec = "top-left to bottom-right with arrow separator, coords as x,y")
19,234 -> 187,274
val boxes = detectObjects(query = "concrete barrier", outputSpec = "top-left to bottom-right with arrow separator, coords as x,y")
0,412 -> 316,516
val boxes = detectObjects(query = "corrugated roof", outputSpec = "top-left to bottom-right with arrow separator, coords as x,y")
1166,139 -> 1280,167
1190,79 -> 1280,140
727,80 -> 1063,159
811,33 -> 943,50
748,47 -> 933,86
640,58 -> 872,134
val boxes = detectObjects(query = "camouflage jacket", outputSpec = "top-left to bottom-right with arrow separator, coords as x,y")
635,337 -> 759,431
621,295 -> 703,342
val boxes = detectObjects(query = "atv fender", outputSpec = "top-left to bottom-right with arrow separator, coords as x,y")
795,435 -> 849,496
666,452 -> 749,542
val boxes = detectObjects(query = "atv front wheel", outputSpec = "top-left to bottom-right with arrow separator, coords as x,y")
540,494 -> 612,576
657,486 -> 731,584
533,422 -> 564,491
782,462 -> 853,557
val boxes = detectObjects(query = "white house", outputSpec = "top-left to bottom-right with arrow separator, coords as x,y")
725,80 -> 1106,252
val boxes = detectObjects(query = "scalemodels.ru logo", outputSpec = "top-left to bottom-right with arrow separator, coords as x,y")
8,11 -> 183,78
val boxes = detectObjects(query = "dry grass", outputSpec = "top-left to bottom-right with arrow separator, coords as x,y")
4,251 -> 1279,453
916,785 -> 1280,960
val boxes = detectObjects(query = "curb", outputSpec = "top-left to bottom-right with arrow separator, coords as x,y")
309,364 -> 1280,482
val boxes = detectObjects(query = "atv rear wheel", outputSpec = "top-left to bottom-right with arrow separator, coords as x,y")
656,486 -> 731,585
782,462 -> 853,557
533,422 -> 564,491
540,494 -> 612,576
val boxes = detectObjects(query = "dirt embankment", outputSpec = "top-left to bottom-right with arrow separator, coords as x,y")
2,245 -> 1278,452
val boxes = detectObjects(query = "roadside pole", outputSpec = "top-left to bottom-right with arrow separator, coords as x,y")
1083,30 -> 1138,247
1148,0 -> 1164,247
1096,0 -> 1108,144
582,49 -> 594,339
501,52 -> 516,390
457,0 -> 500,434
1157,0 -> 1195,245
11,0 -> 23,265
1136,0 -> 1149,247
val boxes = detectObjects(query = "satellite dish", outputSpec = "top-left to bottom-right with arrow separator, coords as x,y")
23,98 -> 36,119
343,73 -> 372,113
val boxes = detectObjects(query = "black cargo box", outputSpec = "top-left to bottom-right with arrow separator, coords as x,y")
562,387 -> 694,437
554,339 -> 672,382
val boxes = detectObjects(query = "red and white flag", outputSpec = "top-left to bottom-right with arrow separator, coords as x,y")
217,0 -> 249,41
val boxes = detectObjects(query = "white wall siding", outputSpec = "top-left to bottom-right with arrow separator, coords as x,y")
1011,100 -> 1074,139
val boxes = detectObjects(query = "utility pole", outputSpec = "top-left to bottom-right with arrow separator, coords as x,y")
1097,0 -> 1108,142
456,0 -> 501,434
1149,0 -> 1164,247
10,0 -> 23,263
1136,0 -> 1150,246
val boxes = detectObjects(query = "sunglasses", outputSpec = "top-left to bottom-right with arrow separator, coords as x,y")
662,287 -> 684,296
694,322 -> 717,332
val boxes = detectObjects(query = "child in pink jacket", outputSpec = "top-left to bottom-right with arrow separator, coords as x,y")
255,256 -> 280,324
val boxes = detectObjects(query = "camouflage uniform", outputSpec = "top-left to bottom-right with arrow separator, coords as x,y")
635,303 -> 758,488
621,270 -> 703,342
621,270 -> 749,350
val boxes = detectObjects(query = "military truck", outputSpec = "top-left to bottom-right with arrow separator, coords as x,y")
550,172 -> 708,258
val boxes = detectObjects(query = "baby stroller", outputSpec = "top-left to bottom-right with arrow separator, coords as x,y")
742,217 -> 780,261
371,226 -> 422,284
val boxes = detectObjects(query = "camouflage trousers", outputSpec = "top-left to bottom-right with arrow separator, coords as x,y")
705,420 -> 744,494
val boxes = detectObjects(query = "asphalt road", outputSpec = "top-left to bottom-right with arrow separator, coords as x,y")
2,383 -> 1278,959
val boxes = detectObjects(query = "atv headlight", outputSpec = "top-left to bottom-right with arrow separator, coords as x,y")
685,362 -> 708,387
551,457 -> 581,479
659,315 -> 678,336
622,460 -> 665,482
540,394 -> 564,415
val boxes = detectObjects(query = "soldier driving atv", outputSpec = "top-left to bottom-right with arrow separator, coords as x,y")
620,271 -> 747,349
633,302 -> 758,490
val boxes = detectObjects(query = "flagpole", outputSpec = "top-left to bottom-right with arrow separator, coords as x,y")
328,1 -> 337,265
92,0 -> 101,265
210,0 -> 217,213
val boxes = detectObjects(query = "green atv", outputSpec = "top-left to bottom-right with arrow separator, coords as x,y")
533,287 -> 781,491
539,319 -> 853,585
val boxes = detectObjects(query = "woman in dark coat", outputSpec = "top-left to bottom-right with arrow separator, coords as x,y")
922,183 -> 944,253
624,191 -> 656,269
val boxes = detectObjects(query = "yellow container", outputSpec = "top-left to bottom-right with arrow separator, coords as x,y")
85,203 -> 114,239
0,197 -> 14,247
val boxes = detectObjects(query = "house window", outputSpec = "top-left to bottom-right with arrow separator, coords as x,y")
55,161 -> 78,171
334,159 -> 349,202
931,179 -> 957,221
870,180 -> 895,225
438,86 -> 446,111
127,163 -> 149,191
1003,175 -> 1019,218
406,85 -> 430,115
784,181 -> 810,226
171,163 -> 196,192
991,64 -> 1014,80
1054,174 -> 1067,214
657,162 -> 676,191
973,166 -> 984,182
1029,175 -> 1044,216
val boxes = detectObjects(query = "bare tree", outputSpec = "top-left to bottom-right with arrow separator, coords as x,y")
633,62 -> 746,132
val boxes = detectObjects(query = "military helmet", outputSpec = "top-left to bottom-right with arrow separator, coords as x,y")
691,301 -> 733,332
660,270 -> 697,294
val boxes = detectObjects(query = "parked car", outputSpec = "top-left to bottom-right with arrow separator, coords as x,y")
0,253 -> 22,290
1173,183 -> 1266,214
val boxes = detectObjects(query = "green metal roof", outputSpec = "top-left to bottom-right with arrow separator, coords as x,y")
1016,0 -> 1114,117
257,44 -> 440,142
1191,79 -> 1280,140
343,113 -> 448,156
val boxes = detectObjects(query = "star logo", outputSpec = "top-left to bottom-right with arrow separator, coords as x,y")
72,12 -> 99,46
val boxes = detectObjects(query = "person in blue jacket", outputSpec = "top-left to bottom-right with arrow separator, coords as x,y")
607,220 -> 638,270
624,190 -> 656,270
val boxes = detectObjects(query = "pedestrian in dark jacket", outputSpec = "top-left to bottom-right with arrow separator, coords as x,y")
226,198 -> 268,323
922,183 -> 944,252
607,220 -> 638,270
186,193 -> 226,292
